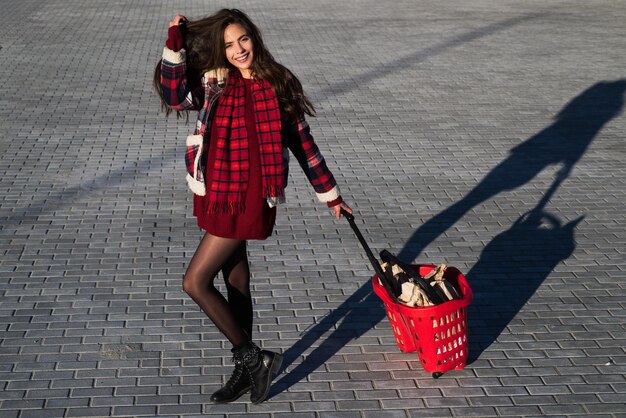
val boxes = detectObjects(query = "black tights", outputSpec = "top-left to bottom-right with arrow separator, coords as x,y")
183,233 -> 252,348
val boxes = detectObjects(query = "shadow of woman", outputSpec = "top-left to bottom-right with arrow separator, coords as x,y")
398,79 -> 626,262
269,80 -> 625,396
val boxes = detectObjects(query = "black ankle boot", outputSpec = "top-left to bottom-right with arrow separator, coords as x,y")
244,349 -> 283,404
209,354 -> 252,403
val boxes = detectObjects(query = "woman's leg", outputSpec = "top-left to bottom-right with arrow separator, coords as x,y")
182,233 -> 248,347
222,242 -> 253,339
220,245 -> 283,404
184,232 -> 281,404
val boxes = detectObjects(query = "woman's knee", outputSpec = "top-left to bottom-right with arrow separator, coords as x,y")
182,271 -> 213,297
182,272 -> 194,296
226,269 -> 250,291
224,244 -> 250,289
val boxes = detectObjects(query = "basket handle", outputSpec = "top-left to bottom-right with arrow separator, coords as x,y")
340,209 -> 398,299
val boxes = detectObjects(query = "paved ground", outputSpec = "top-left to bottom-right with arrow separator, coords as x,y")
1,0 -> 625,416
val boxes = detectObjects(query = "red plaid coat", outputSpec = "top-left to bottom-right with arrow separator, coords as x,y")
160,46 -> 340,206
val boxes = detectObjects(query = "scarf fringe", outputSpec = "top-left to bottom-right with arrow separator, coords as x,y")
264,185 -> 285,200
206,201 -> 246,215
205,187 -> 284,215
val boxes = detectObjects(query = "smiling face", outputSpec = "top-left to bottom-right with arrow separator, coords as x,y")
224,23 -> 254,78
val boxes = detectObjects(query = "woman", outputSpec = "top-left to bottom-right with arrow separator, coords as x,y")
154,9 -> 352,404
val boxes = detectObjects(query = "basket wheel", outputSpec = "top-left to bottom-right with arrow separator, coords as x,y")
432,372 -> 443,379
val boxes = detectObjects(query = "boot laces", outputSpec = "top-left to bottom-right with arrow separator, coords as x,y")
232,344 -> 261,390
244,363 -> 256,390
225,359 -> 245,389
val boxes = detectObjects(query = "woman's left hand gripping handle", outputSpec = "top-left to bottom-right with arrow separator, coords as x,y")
333,202 -> 353,220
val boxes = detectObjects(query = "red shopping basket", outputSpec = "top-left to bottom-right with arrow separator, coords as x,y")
372,264 -> 472,378
341,210 -> 473,378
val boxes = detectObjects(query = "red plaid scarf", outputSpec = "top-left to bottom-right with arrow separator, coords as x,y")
208,70 -> 284,214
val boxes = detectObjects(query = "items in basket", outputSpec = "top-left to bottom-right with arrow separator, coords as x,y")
381,263 -> 461,307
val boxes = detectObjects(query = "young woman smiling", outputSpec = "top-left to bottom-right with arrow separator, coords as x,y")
154,9 -> 352,404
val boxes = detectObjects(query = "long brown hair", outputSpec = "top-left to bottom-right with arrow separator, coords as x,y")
153,9 -> 315,123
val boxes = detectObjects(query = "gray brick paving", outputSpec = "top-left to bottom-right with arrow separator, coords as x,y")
1,0 -> 625,416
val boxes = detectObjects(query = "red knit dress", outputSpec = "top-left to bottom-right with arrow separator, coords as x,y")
193,77 -> 277,240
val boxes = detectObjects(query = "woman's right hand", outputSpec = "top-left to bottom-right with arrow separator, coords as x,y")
169,15 -> 187,28
166,15 -> 187,52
